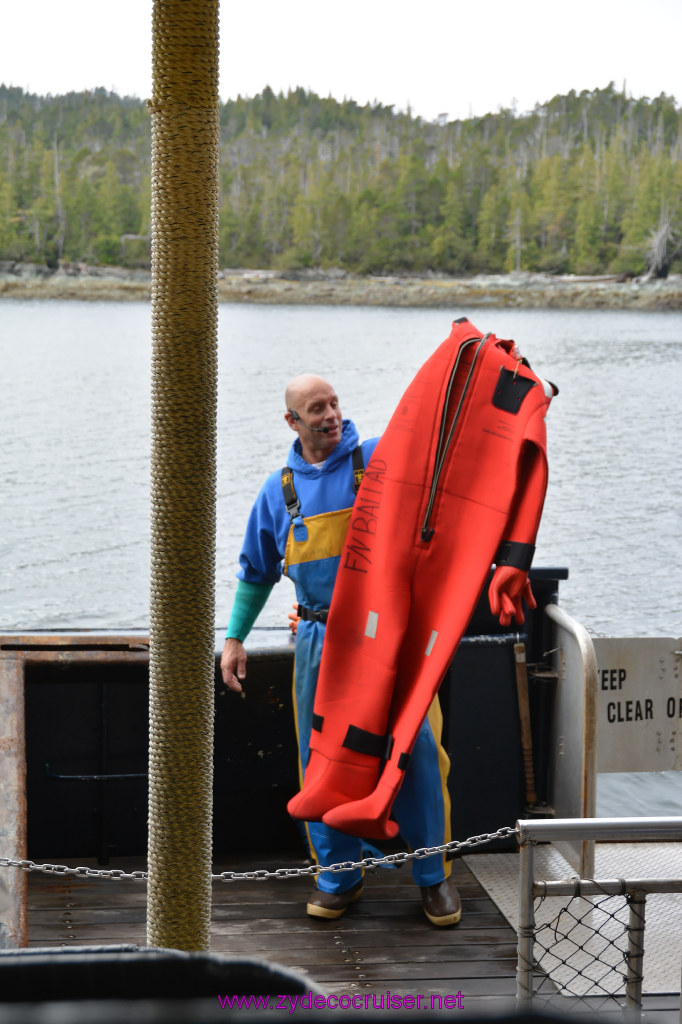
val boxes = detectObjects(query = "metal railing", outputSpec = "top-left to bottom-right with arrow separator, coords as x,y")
516,817 -> 682,1017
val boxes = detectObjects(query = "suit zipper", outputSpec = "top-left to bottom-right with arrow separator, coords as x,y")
420,334 -> 490,542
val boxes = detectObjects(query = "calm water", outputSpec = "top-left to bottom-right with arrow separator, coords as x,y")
2,299 -> 680,638
1,298 -> 681,816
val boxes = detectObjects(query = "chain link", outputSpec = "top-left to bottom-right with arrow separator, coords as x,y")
0,825 -> 516,884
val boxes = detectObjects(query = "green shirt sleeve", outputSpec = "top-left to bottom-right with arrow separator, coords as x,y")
226,579 -> 274,642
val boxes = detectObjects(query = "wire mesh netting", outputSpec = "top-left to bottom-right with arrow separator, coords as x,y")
533,887 -> 644,1011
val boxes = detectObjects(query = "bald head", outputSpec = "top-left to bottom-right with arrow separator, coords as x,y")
285,374 -> 334,410
284,374 -> 344,463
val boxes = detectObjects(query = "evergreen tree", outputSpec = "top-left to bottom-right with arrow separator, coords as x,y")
0,82 -> 680,276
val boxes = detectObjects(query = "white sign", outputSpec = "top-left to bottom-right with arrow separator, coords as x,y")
593,637 -> 682,773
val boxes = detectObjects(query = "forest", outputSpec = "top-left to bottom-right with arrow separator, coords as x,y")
0,81 -> 681,277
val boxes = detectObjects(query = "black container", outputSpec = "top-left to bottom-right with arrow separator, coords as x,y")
23,567 -> 566,860
441,567 -> 567,851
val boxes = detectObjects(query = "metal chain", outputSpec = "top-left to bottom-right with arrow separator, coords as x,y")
0,860 -> 149,881
0,825 -> 516,883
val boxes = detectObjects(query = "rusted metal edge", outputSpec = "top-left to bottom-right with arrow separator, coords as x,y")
0,632 -> 150,649
0,653 -> 28,948
4,651 -> 151,665
0,632 -> 150,665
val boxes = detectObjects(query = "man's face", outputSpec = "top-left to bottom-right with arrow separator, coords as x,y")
288,379 -> 343,460
301,381 -> 343,437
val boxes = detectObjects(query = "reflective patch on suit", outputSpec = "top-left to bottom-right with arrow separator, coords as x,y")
425,630 -> 438,657
365,611 -> 379,639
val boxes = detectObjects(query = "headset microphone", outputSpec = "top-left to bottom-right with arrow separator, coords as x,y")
289,409 -> 330,434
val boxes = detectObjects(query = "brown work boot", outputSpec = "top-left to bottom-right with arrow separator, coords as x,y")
306,880 -> 363,920
420,878 -> 462,926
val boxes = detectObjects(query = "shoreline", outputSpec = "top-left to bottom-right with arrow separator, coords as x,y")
2,263 -> 682,310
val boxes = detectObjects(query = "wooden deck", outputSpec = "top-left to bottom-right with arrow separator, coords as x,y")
25,853 -> 516,1007
21,851 -> 681,1020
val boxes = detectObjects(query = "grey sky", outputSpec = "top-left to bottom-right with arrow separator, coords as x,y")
3,0 -> 680,121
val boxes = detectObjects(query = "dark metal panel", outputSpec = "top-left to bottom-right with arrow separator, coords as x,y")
24,661 -> 150,862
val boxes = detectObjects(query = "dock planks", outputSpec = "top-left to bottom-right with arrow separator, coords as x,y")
26,853 -> 517,1008
22,851 -> 680,1020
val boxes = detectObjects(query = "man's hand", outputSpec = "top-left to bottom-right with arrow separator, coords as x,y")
288,603 -> 300,635
221,638 -> 247,693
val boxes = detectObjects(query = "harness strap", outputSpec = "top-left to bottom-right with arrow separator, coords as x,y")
281,445 -> 365,524
351,444 -> 364,494
281,468 -> 300,521
297,604 -> 328,624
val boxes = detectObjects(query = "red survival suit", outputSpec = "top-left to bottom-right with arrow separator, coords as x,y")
287,318 -> 556,839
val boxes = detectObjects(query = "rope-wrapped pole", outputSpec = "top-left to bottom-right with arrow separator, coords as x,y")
147,0 -> 220,951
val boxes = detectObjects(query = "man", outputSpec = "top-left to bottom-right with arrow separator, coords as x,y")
221,374 -> 460,925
